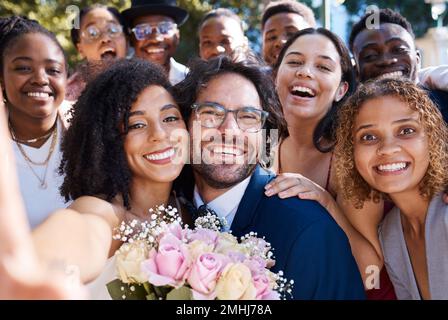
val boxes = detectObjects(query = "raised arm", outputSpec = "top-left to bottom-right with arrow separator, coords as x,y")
265,173 -> 384,286
418,65 -> 448,91
32,196 -> 120,283
0,88 -> 85,299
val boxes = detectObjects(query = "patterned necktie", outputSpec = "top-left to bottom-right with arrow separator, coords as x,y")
196,204 -> 227,232
177,194 -> 227,231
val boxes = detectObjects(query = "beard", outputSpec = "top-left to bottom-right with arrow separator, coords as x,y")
192,162 -> 256,189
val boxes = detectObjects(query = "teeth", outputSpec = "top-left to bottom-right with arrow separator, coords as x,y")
377,162 -> 407,172
212,146 -> 243,156
144,148 -> 175,161
27,92 -> 50,98
145,48 -> 164,54
291,86 -> 315,96
377,71 -> 403,80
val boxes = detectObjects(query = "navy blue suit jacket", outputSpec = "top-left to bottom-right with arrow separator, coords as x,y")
230,166 -> 366,300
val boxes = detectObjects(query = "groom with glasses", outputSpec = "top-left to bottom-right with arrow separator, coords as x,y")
174,57 -> 366,299
122,0 -> 189,85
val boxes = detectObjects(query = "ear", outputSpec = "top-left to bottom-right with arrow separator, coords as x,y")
76,43 -> 86,59
416,49 -> 422,69
174,28 -> 180,46
335,81 -> 349,102
0,77 -> 6,100
351,58 -> 362,82
243,36 -> 249,49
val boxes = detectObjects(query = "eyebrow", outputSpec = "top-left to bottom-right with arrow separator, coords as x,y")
129,104 -> 178,117
12,56 -> 32,62
85,20 -> 118,28
161,104 -> 178,111
285,51 -> 336,62
355,117 -> 420,133
265,25 -> 297,35
385,37 -> 410,46
360,38 -> 410,51
12,57 -> 63,65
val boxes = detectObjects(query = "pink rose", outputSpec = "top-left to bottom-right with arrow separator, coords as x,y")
166,221 -> 187,241
227,251 -> 247,263
188,228 -> 218,246
253,273 -> 280,300
141,233 -> 191,287
188,253 -> 228,300
244,257 -> 267,275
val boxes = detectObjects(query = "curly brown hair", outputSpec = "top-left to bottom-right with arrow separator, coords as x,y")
335,78 -> 448,209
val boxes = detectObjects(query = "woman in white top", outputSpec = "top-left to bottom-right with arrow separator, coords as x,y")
335,78 -> 448,299
0,16 -> 70,228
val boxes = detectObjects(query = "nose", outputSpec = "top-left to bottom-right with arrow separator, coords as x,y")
274,35 -> 289,49
215,45 -> 226,54
31,68 -> 49,86
219,111 -> 240,133
207,45 -> 226,60
295,64 -> 313,79
99,33 -> 112,44
377,136 -> 401,156
146,27 -> 165,42
148,122 -> 168,142
377,53 -> 398,66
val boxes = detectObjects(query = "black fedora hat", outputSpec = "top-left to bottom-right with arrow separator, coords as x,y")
122,0 -> 189,26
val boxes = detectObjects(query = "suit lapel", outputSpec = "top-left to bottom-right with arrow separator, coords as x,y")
230,166 -> 274,237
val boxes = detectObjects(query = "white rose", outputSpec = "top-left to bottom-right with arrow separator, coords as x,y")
115,240 -> 149,283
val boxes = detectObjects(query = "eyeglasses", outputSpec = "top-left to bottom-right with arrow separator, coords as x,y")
131,22 -> 177,40
191,102 -> 269,133
80,23 -> 123,42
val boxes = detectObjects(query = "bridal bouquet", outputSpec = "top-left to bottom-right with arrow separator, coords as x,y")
106,205 -> 293,300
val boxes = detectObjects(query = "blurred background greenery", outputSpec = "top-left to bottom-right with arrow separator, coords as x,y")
1,0 -> 444,71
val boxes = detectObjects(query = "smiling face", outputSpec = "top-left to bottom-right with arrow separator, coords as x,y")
353,96 -> 429,197
1,33 -> 67,122
124,85 -> 187,184
262,12 -> 311,66
352,23 -> 420,83
131,15 -> 179,70
76,7 -> 127,62
188,72 -> 262,189
275,34 -> 348,126
199,16 -> 247,61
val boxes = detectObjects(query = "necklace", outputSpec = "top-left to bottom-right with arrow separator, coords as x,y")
9,119 -> 59,189
11,126 -> 55,144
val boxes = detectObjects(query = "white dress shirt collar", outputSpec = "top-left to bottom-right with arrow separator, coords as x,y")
168,57 -> 188,85
193,176 -> 251,231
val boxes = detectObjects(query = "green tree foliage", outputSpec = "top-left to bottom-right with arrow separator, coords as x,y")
1,1 -> 439,67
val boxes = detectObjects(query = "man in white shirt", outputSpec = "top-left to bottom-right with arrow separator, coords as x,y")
122,0 -> 188,85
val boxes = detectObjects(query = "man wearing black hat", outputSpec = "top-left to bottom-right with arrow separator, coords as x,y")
122,0 -> 189,84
